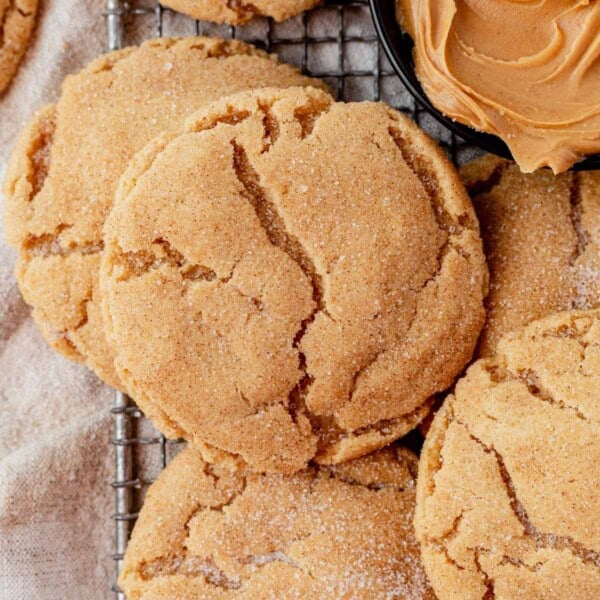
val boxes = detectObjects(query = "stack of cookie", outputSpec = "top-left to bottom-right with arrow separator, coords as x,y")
3,33 -> 599,600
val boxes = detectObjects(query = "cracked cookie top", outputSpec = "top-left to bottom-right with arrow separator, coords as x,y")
415,309 -> 600,600
0,0 -> 37,95
101,86 -> 487,472
461,155 -> 600,357
119,445 -> 435,600
1,37 -> 325,389
160,0 -> 322,26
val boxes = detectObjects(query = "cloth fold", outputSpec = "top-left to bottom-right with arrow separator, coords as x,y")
0,411 -> 113,600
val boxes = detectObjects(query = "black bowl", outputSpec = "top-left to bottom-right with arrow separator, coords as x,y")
369,0 -> 600,171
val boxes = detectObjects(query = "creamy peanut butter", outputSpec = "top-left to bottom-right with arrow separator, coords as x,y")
397,0 -> 600,173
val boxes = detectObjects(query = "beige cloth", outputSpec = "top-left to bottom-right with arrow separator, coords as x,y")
0,1 -> 114,598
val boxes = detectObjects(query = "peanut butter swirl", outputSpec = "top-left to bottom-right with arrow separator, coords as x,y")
398,0 -> 600,173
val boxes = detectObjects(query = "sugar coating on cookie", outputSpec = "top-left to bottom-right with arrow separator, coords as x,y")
160,0 -> 322,25
461,155 -> 600,357
119,445 -> 435,599
415,309 -> 600,600
2,37 -> 325,389
0,0 -> 37,94
101,86 -> 487,472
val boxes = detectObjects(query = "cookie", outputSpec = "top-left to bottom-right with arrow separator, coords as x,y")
101,86 -> 487,472
119,445 -> 435,600
415,309 -> 600,600
2,37 -> 326,389
0,0 -> 37,95
461,155 -> 600,356
161,0 -> 322,25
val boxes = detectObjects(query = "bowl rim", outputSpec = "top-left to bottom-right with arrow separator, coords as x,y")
368,0 -> 600,171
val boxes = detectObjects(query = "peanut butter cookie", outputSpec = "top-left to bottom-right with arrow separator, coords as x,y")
0,0 -> 37,95
119,445 -> 435,599
461,155 -> 600,356
101,86 -> 487,472
415,309 -> 600,600
2,37 -> 325,389
161,0 -> 322,25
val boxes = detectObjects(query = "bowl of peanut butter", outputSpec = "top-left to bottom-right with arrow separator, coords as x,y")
370,0 -> 600,173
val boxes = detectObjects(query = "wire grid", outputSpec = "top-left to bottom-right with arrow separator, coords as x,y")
106,1 -> 478,597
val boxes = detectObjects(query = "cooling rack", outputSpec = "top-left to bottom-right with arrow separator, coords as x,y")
105,1 -> 480,596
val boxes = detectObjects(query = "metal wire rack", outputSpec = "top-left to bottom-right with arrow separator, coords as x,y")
105,1 -> 480,597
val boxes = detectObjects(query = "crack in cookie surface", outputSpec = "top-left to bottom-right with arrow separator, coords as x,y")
224,0 -> 257,23
27,112 -> 54,199
230,140 -> 324,309
112,239 -> 220,284
230,139 -> 326,427
460,421 -> 600,567
568,173 -> 589,265
514,368 -> 588,422
24,232 -> 103,259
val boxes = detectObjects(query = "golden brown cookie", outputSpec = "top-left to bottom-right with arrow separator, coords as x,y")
415,309 -> 600,600
101,86 -> 487,472
0,0 -> 37,95
2,37 -> 325,389
119,445 -> 435,600
461,155 -> 600,357
161,0 -> 322,25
